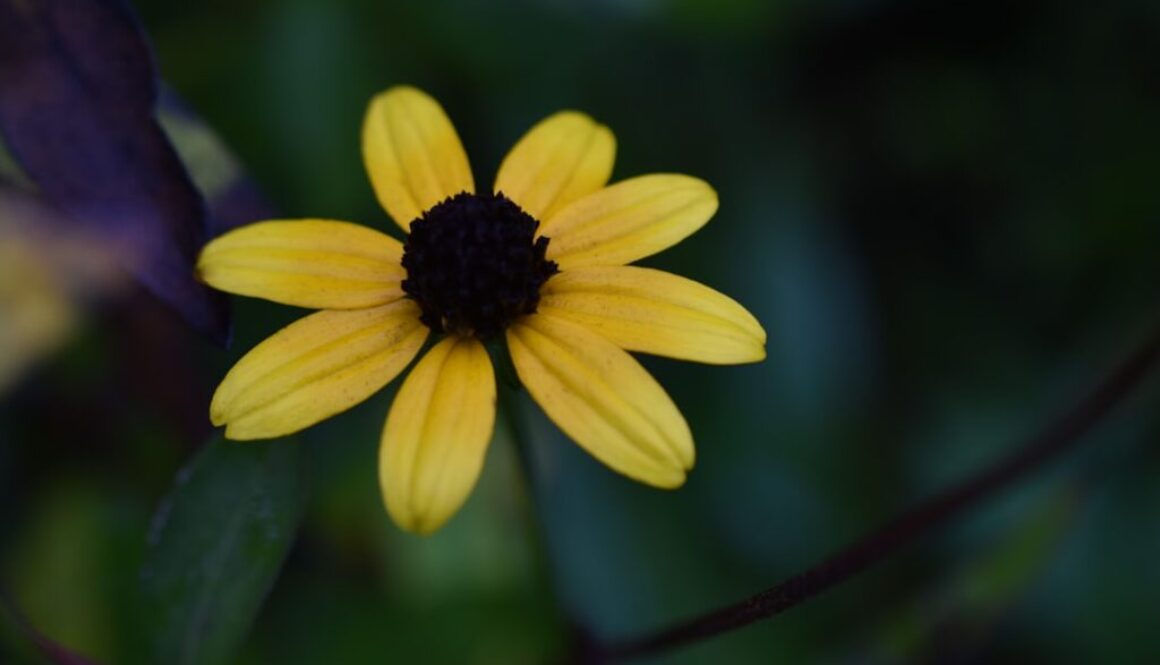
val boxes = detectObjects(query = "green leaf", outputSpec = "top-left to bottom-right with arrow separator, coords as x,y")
871,482 -> 1081,660
139,436 -> 305,665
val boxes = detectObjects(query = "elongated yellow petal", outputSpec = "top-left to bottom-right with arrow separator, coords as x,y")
380,336 -> 496,535
212,300 -> 428,439
494,111 -> 615,221
507,313 -> 693,488
197,220 -> 406,309
362,86 -> 474,230
540,266 -> 765,364
541,174 -> 717,269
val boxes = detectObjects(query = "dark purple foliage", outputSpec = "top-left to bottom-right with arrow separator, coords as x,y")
0,0 -> 229,344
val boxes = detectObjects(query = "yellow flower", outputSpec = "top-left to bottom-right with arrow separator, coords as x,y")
198,86 -> 766,534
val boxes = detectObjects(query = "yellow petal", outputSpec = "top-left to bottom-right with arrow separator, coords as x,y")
540,266 -> 766,364
494,111 -> 615,221
362,86 -> 474,230
380,336 -> 496,535
541,174 -> 718,269
197,220 -> 406,309
507,312 -> 693,488
212,300 -> 428,439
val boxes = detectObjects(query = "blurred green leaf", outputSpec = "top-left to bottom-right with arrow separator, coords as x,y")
3,485 -> 116,660
871,481 -> 1081,661
139,436 -> 305,665
1,589 -> 102,665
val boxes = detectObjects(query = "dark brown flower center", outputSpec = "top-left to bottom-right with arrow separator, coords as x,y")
401,192 -> 558,339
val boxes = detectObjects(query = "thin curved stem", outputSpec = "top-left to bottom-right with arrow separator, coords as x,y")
595,314 -> 1160,663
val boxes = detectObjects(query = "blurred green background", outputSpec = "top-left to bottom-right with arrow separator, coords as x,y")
3,0 -> 1159,663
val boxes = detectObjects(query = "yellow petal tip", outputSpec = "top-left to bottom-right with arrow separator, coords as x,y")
222,422 -> 273,442
384,493 -> 458,535
209,397 -> 228,428
389,510 -> 450,537
633,438 -> 694,488
649,466 -> 689,490
738,343 -> 767,364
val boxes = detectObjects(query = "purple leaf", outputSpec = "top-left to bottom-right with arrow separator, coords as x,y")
0,0 -> 229,344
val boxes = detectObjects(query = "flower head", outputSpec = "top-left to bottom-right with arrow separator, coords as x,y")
198,86 -> 766,534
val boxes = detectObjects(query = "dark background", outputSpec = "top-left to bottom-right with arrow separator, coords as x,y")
2,0 -> 1158,662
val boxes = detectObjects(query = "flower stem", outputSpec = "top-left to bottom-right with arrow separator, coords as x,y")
594,313 -> 1160,663
494,359 -> 584,660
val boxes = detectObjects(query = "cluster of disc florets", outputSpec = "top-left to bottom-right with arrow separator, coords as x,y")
401,192 -> 558,339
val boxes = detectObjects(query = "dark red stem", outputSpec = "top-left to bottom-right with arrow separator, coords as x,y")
597,315 -> 1160,662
